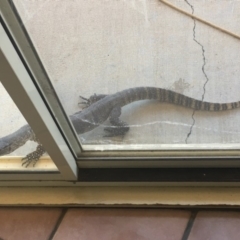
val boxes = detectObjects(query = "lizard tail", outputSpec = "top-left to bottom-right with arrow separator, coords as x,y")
119,87 -> 240,111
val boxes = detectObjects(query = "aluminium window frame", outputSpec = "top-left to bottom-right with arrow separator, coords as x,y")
0,0 -> 82,157
0,14 -> 78,181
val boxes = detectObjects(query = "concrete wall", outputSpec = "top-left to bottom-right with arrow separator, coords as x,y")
2,0 -> 240,155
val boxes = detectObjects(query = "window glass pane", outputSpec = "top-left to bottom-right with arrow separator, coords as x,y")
12,0 -> 240,152
0,82 -> 56,170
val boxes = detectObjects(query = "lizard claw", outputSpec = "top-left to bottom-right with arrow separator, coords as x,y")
78,95 -> 91,109
22,157 -> 38,168
21,144 -> 46,167
79,96 -> 89,101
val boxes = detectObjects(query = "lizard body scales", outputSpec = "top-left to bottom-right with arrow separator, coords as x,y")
1,87 -> 239,166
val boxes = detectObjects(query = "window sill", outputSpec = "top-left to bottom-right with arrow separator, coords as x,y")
1,186 -> 240,207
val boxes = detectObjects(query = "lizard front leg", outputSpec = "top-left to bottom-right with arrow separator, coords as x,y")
22,144 -> 46,167
78,94 -> 107,109
104,106 -> 130,137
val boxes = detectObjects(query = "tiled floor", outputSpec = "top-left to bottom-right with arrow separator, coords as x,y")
0,208 -> 240,240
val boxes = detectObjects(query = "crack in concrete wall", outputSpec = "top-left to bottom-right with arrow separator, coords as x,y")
184,0 -> 210,144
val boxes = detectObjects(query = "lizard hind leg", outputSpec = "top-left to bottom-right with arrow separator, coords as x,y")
22,144 -> 46,167
104,106 -> 130,137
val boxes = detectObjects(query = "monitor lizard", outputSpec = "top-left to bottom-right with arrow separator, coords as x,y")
1,86 -> 240,167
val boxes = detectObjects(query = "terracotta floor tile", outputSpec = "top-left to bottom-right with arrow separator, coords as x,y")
188,210 -> 240,240
0,207 -> 62,240
53,208 -> 190,240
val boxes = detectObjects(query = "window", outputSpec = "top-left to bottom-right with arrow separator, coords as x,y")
0,9 -> 77,180
1,0 -> 240,185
